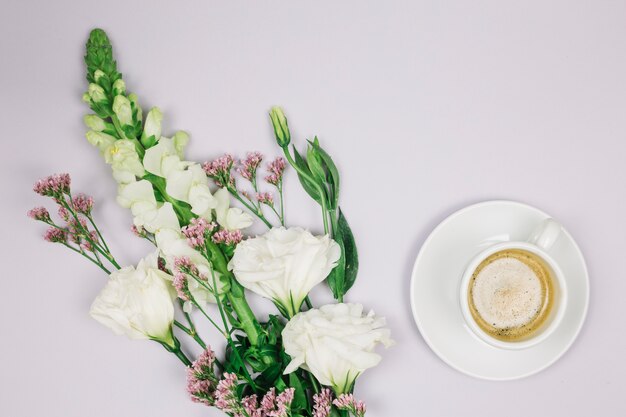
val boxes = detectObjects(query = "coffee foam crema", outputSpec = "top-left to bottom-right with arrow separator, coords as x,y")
468,249 -> 554,341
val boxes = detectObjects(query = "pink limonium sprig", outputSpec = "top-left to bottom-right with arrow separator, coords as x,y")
264,157 -> 286,225
181,218 -> 217,249
333,394 -> 366,417
215,373 -> 243,415
237,152 -> 263,184
203,154 -> 235,188
212,229 -> 243,246
186,347 -> 219,406
313,388 -> 334,417
29,173 -> 119,274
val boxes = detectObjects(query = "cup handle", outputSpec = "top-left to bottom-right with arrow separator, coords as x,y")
527,218 -> 562,251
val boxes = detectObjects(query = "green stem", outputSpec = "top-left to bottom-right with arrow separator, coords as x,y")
227,187 -> 273,229
61,242 -> 111,274
278,182 -> 285,226
86,214 -> 110,252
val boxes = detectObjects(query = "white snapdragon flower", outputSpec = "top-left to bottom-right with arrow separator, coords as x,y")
89,251 -> 176,346
282,303 -> 394,393
142,107 -> 163,143
117,180 -> 180,233
215,188 -> 253,230
103,139 -> 145,184
83,114 -> 106,132
228,227 -> 340,316
144,137 -> 218,220
112,95 -> 133,126
85,131 -> 116,155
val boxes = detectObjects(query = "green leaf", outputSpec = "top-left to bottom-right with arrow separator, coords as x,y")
288,373 -> 308,411
309,138 -> 340,209
337,209 -> 358,293
327,208 -> 359,299
292,146 -> 322,204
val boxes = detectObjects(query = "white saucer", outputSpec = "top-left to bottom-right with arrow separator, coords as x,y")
410,200 -> 589,380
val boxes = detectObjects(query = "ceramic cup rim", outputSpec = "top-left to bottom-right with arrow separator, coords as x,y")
459,241 -> 568,350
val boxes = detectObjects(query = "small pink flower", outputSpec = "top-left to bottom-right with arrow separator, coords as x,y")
27,207 -> 51,222
212,229 -> 243,245
256,192 -> 274,206
186,347 -> 218,406
265,157 -> 286,186
238,152 -> 263,181
173,272 -> 191,301
203,154 -> 234,187
33,173 -> 71,197
131,225 -> 144,237
71,194 -> 94,215
43,227 -> 67,243
333,393 -> 366,417
215,373 -> 240,413
313,388 -> 333,417
80,231 -> 99,252
181,218 -> 216,248
57,206 -> 71,221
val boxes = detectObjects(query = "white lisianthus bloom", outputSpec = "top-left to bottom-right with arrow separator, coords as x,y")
215,188 -> 253,230
228,227 -> 340,316
89,251 -> 176,347
112,95 -> 133,126
282,303 -> 394,393
103,139 -> 145,183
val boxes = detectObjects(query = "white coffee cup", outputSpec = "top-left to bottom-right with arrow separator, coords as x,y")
459,219 -> 568,350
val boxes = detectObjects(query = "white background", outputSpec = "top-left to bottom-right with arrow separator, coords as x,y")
2,1 -> 625,416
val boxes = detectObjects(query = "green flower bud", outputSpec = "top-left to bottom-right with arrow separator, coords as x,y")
84,114 -> 106,131
112,95 -> 133,126
113,79 -> 126,95
88,83 -> 107,102
82,92 -> 92,103
86,131 -> 117,154
173,131 -> 189,158
269,106 -> 290,147
94,69 -> 106,82
142,107 -> 163,146
128,94 -> 142,122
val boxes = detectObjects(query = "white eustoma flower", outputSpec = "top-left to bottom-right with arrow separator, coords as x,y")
228,227 -> 340,316
89,251 -> 176,346
215,188 -> 253,230
282,303 -> 394,393
103,139 -> 145,184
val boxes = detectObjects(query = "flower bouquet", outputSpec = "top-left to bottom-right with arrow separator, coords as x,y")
29,29 -> 392,417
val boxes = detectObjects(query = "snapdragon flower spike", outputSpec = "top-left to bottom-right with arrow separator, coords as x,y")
256,192 -> 274,206
203,154 -> 235,187
212,229 -> 243,246
313,388 -> 333,417
27,207 -> 51,222
71,194 -> 94,215
187,347 -> 218,406
44,227 -> 67,243
181,218 -> 216,249
33,173 -> 71,197
333,394 -> 366,417
214,372 -> 241,414
265,157 -> 286,186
